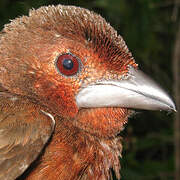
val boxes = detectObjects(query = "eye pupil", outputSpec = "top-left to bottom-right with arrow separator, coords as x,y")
63,59 -> 74,70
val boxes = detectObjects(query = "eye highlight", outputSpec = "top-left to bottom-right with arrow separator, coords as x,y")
56,53 -> 81,76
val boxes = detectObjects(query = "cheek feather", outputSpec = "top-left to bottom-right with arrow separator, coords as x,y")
34,77 -> 80,118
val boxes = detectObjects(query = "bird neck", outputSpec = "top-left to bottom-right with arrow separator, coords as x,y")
73,107 -> 129,137
26,118 -> 123,180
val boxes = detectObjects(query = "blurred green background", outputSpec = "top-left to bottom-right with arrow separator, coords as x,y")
0,0 -> 177,180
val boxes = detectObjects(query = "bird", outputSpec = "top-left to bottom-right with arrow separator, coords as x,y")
0,4 -> 176,180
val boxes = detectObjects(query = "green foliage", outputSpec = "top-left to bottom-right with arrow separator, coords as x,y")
0,0 -> 175,179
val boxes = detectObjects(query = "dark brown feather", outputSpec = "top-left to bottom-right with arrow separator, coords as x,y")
0,92 -> 54,180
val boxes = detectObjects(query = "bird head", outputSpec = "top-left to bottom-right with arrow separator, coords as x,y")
0,5 -> 175,138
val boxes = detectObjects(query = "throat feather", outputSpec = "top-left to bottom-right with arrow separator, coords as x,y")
26,120 -> 123,180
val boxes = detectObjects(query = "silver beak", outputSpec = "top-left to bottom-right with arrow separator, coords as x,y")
76,67 -> 176,111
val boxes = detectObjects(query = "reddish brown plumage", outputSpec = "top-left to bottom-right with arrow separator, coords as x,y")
26,119 -> 123,180
0,5 -> 137,180
74,108 -> 130,137
0,4 -> 172,180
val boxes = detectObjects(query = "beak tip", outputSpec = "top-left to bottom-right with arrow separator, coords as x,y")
166,98 -> 177,112
171,104 -> 177,112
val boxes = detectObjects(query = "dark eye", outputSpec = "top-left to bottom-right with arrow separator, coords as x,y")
56,53 -> 81,76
